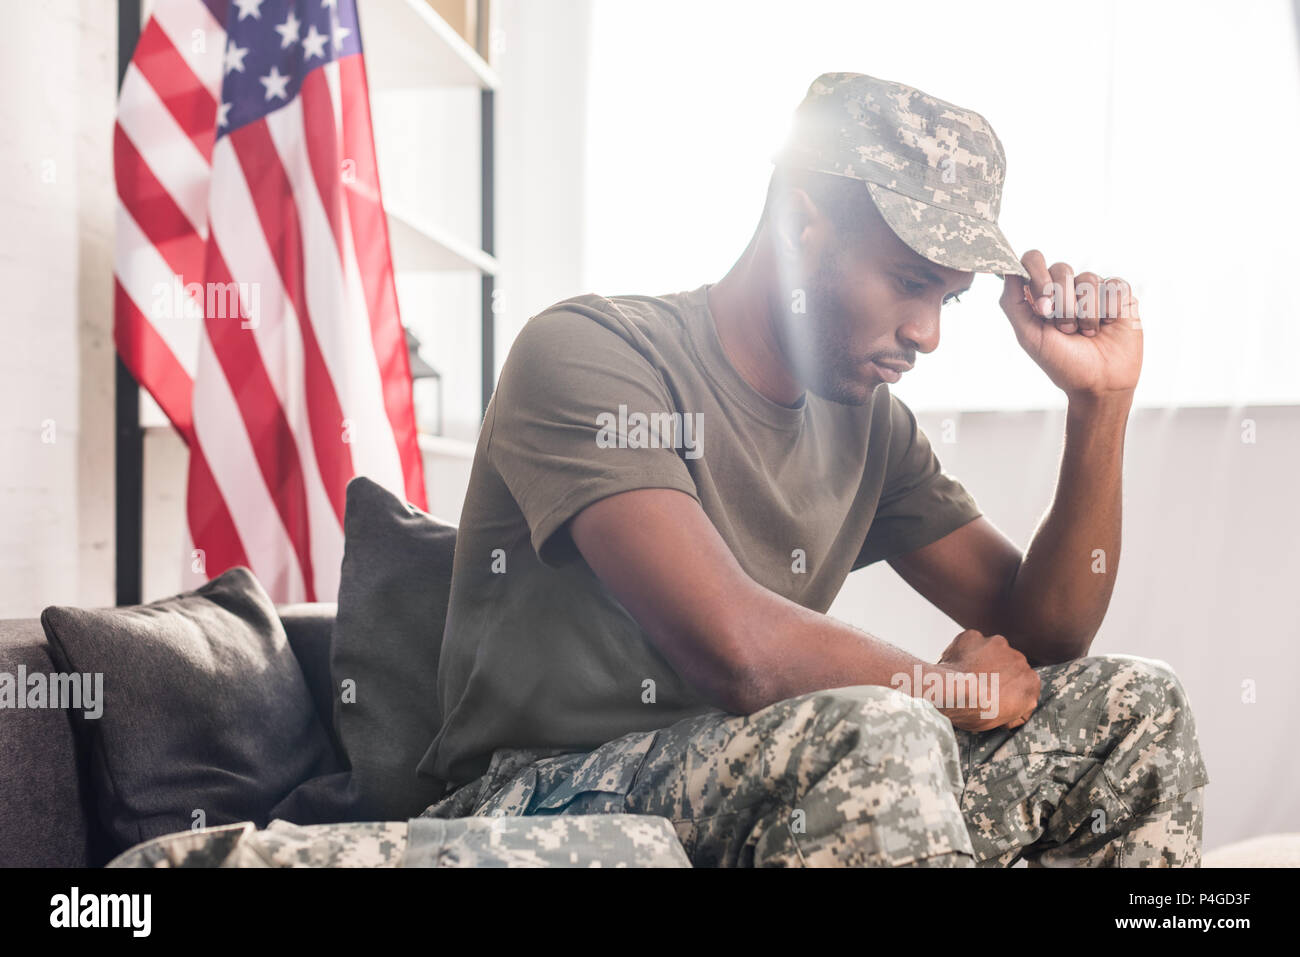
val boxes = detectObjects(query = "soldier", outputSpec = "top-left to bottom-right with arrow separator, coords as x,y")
417,71 -> 1206,868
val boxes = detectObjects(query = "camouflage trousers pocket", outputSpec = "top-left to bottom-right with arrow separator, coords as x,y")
529,729 -> 659,815
471,729 -> 660,817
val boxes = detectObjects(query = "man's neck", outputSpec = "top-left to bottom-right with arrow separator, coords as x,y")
707,235 -> 805,408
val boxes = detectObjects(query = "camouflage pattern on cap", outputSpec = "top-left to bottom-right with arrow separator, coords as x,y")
774,72 -> 1030,280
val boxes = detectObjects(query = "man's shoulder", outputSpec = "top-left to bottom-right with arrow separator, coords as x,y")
505,287 -> 701,376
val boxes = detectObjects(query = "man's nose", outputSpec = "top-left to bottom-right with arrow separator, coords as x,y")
899,309 -> 940,355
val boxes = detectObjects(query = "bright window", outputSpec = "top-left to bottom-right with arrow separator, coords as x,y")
584,0 -> 1300,409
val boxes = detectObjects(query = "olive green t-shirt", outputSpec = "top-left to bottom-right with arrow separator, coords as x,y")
419,283 -> 982,786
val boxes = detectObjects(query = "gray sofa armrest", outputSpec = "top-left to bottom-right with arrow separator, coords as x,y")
0,618 -> 93,867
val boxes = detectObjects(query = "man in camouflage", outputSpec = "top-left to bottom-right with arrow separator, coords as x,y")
114,72 -> 1206,868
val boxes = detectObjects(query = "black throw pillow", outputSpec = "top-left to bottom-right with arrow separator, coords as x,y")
273,476 -> 456,823
40,567 -> 339,852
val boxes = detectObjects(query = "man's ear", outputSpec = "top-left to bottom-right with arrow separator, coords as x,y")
772,187 -> 829,264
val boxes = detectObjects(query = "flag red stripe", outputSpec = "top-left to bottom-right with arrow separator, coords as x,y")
114,278 -> 194,440
131,18 -> 217,162
229,120 -> 353,524
299,70 -> 345,269
202,241 -> 318,600
114,124 -> 206,282
338,55 -> 428,508
186,438 -> 252,580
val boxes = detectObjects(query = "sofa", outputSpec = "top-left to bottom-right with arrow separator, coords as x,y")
8,597 -> 1300,868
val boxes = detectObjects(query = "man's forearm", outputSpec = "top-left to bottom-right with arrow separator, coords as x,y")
1001,391 -> 1133,664
732,598 -> 950,713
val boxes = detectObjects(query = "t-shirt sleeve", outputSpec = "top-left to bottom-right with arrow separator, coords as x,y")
854,393 -> 983,569
487,307 -> 701,566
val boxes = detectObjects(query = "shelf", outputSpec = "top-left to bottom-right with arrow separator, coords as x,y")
360,0 -> 499,91
387,205 -> 498,274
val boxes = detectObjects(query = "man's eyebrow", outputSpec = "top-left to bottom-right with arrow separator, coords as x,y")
892,261 -> 946,285
893,260 -> 971,294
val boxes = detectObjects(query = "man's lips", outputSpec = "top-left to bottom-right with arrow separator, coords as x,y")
867,359 -> 913,383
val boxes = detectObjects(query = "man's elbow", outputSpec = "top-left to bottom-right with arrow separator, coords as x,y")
713,626 -> 786,716
1016,626 -> 1098,667
671,616 -> 775,717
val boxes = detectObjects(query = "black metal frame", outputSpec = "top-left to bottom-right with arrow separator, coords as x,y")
116,0 -> 143,606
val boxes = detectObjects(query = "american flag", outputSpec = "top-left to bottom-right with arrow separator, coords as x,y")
114,0 -> 427,602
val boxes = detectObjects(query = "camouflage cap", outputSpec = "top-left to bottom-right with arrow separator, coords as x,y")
773,72 -> 1029,280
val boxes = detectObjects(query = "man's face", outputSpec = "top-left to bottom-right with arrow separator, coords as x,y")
772,193 -> 974,405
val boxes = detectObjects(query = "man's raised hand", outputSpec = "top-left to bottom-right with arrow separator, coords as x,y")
999,249 -> 1143,401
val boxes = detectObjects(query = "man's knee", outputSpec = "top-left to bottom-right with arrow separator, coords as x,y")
1073,654 -> 1195,726
752,686 -> 961,799
1051,654 -> 1207,796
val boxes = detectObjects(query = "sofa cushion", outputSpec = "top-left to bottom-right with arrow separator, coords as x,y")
274,476 -> 456,823
39,567 -> 340,853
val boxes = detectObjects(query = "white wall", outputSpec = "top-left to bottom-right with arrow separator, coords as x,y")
492,0 -> 592,352
0,0 -> 116,617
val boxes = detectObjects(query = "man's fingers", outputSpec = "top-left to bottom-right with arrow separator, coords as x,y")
1075,271 -> 1103,336
1101,278 -> 1134,326
1099,278 -> 1122,324
1048,261 -> 1076,331
1000,273 -> 1040,344
1020,249 -> 1053,317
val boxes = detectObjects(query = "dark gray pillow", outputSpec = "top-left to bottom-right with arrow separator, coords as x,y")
40,567 -> 339,852
275,476 -> 456,823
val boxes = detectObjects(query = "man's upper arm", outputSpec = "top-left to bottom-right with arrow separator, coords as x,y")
568,488 -> 765,711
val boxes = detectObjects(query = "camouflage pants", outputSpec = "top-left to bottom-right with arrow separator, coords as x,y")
421,654 -> 1209,867
110,654 -> 1207,868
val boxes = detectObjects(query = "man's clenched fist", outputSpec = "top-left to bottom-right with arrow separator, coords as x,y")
936,629 -> 1042,732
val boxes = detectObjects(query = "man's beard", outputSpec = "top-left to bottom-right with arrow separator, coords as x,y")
772,253 -> 875,406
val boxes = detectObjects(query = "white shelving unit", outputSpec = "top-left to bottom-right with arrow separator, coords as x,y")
363,0 -> 500,89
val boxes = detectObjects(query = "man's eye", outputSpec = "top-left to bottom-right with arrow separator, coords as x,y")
896,277 -> 927,295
